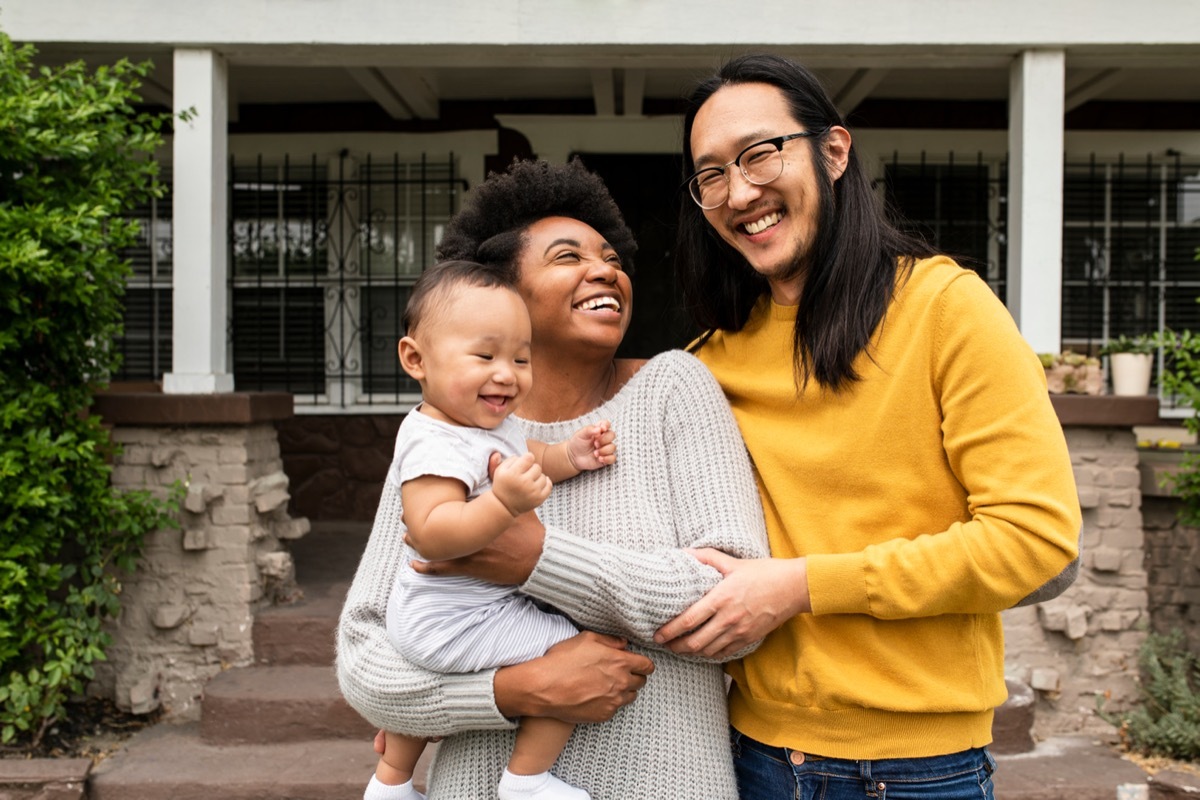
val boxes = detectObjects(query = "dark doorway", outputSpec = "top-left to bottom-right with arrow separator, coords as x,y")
571,153 -> 697,359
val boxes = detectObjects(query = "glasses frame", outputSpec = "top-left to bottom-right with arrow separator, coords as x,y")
683,129 -> 829,210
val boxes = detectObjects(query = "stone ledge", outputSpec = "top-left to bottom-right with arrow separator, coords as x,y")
1139,447 -> 1198,498
0,757 -> 91,800
93,392 -> 293,426
1052,394 -> 1161,427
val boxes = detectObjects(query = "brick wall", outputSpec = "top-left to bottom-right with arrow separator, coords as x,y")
1142,494 -> 1200,655
277,414 -> 401,521
1002,426 -> 1148,736
97,421 -> 308,718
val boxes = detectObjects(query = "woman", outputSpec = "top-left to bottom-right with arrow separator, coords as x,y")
336,158 -> 769,800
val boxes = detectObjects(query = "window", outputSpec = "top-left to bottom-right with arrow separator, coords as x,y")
885,152 -> 1200,355
229,153 -> 460,409
1062,156 -> 1200,352
115,169 -> 173,381
883,155 -> 1008,300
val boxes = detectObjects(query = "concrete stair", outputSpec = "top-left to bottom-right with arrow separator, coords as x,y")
88,522 -> 421,800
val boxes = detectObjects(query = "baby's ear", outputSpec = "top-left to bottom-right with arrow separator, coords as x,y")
398,336 -> 425,381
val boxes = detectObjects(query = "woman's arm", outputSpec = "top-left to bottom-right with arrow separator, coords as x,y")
520,353 -> 769,656
336,481 -> 652,735
413,354 -> 767,659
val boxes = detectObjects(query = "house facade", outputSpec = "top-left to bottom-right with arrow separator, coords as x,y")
7,0 -> 1200,734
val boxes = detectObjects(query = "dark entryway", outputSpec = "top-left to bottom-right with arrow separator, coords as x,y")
572,152 -> 696,359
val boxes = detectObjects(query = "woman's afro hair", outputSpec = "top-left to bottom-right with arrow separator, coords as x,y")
436,158 -> 637,277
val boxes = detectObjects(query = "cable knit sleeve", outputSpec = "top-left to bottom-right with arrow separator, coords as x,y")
521,351 -> 769,656
335,482 -> 517,736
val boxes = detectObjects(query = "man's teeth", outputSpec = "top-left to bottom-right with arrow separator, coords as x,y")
576,297 -> 621,312
744,212 -> 782,235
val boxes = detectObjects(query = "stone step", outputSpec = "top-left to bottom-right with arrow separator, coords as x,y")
992,678 -> 1037,754
200,665 -> 375,745
254,590 -> 344,667
89,721 -> 434,800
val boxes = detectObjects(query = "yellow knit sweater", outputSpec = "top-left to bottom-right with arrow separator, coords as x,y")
697,256 -> 1081,759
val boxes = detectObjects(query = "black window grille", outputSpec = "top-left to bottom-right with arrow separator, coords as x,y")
228,152 -> 461,408
115,167 -> 173,380
118,149 -> 1200,407
885,152 -> 1200,362
1062,155 -> 1200,352
883,153 -> 1008,301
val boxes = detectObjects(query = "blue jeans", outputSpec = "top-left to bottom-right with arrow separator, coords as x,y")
731,728 -> 997,800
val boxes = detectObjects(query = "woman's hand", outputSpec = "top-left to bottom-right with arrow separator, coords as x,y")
653,548 -> 811,660
494,632 -> 655,723
410,511 -> 545,585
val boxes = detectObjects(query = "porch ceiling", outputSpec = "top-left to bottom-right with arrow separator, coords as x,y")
25,43 -> 1200,116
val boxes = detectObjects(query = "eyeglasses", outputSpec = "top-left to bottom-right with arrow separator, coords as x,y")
683,129 -> 828,210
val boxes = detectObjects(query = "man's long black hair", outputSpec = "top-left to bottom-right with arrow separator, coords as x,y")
677,53 -> 936,391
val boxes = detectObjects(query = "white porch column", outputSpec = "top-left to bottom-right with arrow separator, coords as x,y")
1007,50 -> 1065,354
164,49 -> 234,394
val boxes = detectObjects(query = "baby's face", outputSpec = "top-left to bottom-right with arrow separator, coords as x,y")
410,285 -> 533,429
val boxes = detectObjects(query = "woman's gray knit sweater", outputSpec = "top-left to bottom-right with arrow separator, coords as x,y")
336,350 -> 768,800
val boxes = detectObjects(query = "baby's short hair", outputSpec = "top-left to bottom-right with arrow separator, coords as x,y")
403,260 -> 517,336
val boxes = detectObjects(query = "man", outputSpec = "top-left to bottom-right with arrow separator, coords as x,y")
656,53 -> 1082,799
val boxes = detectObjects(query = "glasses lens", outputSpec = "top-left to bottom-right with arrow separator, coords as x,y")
741,143 -> 784,186
689,169 -> 726,209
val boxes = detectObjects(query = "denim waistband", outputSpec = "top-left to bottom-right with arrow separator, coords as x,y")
732,728 -> 996,781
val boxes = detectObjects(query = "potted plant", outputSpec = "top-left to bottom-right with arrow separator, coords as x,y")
1100,334 -> 1156,396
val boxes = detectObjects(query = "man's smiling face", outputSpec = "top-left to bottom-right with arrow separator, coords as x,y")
689,82 -> 848,305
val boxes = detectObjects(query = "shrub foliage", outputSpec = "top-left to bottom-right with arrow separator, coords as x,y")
1100,631 -> 1200,761
0,32 -> 178,748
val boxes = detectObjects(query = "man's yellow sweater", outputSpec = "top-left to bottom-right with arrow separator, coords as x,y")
697,256 -> 1081,759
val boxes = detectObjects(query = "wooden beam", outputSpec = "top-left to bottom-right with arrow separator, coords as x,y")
833,68 -> 889,116
137,75 -> 173,108
622,68 -> 645,116
591,68 -> 615,116
377,67 -> 439,119
1065,68 -> 1123,112
346,66 -> 412,119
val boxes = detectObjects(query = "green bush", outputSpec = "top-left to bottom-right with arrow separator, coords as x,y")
1154,328 -> 1200,526
1099,631 -> 1200,761
0,31 -> 179,749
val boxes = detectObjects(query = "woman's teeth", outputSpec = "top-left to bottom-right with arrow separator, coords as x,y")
575,297 -> 621,312
744,212 -> 782,235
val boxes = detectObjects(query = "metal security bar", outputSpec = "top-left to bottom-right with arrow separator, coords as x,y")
883,152 -> 1008,301
115,167 -> 173,381
885,152 -> 1200,358
228,152 -> 462,410
1062,154 -> 1200,352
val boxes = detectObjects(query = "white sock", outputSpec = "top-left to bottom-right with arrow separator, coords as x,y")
497,769 -> 590,800
364,774 -> 426,800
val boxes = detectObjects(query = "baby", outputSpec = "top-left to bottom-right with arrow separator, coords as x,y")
364,260 -> 615,800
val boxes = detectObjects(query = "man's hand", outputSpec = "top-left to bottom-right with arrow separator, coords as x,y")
653,549 -> 811,660
411,511 -> 545,585
494,632 -> 655,723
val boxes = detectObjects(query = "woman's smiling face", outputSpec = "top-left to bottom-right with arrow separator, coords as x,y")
514,215 -> 632,356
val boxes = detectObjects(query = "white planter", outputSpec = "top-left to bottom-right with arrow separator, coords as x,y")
1109,352 -> 1153,396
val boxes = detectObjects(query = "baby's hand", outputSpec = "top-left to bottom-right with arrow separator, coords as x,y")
567,420 -> 617,472
492,452 -> 552,516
